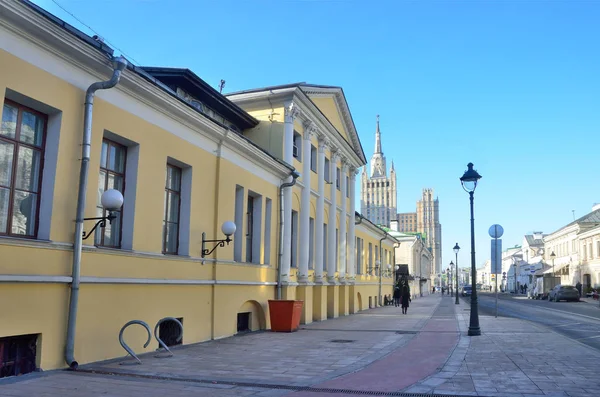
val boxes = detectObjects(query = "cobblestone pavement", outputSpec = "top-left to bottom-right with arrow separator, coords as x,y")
404,300 -> 600,397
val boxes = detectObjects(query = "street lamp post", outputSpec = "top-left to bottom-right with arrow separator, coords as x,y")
460,162 -> 482,337
454,243 -> 460,304
449,263 -> 454,297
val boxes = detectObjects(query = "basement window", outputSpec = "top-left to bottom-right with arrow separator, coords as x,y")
237,312 -> 251,333
0,334 -> 38,378
158,317 -> 183,348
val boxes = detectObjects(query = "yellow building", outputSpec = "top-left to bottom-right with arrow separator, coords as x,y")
0,0 -> 397,375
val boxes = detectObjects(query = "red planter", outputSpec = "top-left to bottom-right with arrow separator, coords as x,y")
268,300 -> 304,332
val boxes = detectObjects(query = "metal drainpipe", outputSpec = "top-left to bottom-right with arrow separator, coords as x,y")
277,171 -> 300,300
378,232 -> 387,306
65,56 -> 128,369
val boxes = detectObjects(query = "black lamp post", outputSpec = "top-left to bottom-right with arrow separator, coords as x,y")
453,243 -> 460,304
460,162 -> 482,336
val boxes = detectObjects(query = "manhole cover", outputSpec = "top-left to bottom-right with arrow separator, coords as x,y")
330,339 -> 354,343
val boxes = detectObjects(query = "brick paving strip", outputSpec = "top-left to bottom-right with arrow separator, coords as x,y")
288,297 -> 460,397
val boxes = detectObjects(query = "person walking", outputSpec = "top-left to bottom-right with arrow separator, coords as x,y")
401,285 -> 411,315
393,285 -> 401,307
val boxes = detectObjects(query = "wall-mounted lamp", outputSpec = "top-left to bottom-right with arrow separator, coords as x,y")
201,221 -> 236,258
82,189 -> 123,240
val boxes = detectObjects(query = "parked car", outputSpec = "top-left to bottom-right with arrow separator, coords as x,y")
462,285 -> 472,297
548,285 -> 580,302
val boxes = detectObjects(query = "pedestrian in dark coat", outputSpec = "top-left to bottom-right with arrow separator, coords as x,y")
393,286 -> 401,307
401,286 -> 411,314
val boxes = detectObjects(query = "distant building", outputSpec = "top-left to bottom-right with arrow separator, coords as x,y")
397,212 -> 417,233
360,115 -> 397,227
417,189 -> 442,273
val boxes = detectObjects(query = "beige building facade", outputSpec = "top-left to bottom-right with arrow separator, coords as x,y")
416,188 -> 442,273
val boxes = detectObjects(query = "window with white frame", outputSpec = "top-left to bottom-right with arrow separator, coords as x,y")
0,100 -> 46,238
293,131 -> 302,160
310,145 -> 317,173
163,164 -> 181,254
96,139 -> 126,247
246,191 -> 262,263
346,176 -> 349,198
264,198 -> 272,264
336,167 -> 340,190
324,157 -> 330,182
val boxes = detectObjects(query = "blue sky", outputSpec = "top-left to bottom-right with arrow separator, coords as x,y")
33,0 -> 600,270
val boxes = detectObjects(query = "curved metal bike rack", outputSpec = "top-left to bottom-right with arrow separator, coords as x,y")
118,320 -> 152,365
153,317 -> 183,358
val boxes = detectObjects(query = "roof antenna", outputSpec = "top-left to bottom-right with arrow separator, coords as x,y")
572,210 -> 575,221
219,79 -> 226,94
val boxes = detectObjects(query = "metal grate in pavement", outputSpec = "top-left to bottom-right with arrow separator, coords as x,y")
73,368 -> 490,397
329,339 -> 355,343
300,328 -> 418,334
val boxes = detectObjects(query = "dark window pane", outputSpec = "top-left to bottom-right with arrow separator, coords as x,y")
11,191 -> 37,236
1,104 -> 17,139
166,191 -> 179,222
94,206 -> 104,245
102,210 -> 121,247
164,222 -> 178,254
166,166 -> 181,191
97,171 -> 106,204
100,141 -> 108,168
0,140 -> 14,187
107,173 -> 124,192
14,147 -> 42,192
0,187 -> 9,233
108,144 -> 126,173
20,111 -> 44,146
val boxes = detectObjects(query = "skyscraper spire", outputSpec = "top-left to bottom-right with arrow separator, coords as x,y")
374,114 -> 382,154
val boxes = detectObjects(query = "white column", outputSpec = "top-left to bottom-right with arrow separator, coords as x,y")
298,122 -> 315,282
327,151 -> 339,282
314,136 -> 326,281
282,103 -> 300,281
339,160 -> 348,280
348,167 -> 357,280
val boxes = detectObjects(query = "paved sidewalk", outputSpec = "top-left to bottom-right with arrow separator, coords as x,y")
2,295 -> 599,397
0,295 -> 446,396
405,300 -> 600,397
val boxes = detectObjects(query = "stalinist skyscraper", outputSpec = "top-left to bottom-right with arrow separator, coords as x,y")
360,116 -> 396,227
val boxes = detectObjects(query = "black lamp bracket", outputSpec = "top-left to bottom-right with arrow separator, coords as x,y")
82,212 -> 117,240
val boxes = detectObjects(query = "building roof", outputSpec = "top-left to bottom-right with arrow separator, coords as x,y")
548,208 -> 600,236
141,67 -> 258,131
524,235 -> 545,246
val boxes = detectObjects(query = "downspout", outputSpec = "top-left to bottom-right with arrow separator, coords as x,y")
210,129 -> 229,340
277,170 -> 300,300
65,56 -> 128,369
378,232 -> 387,306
